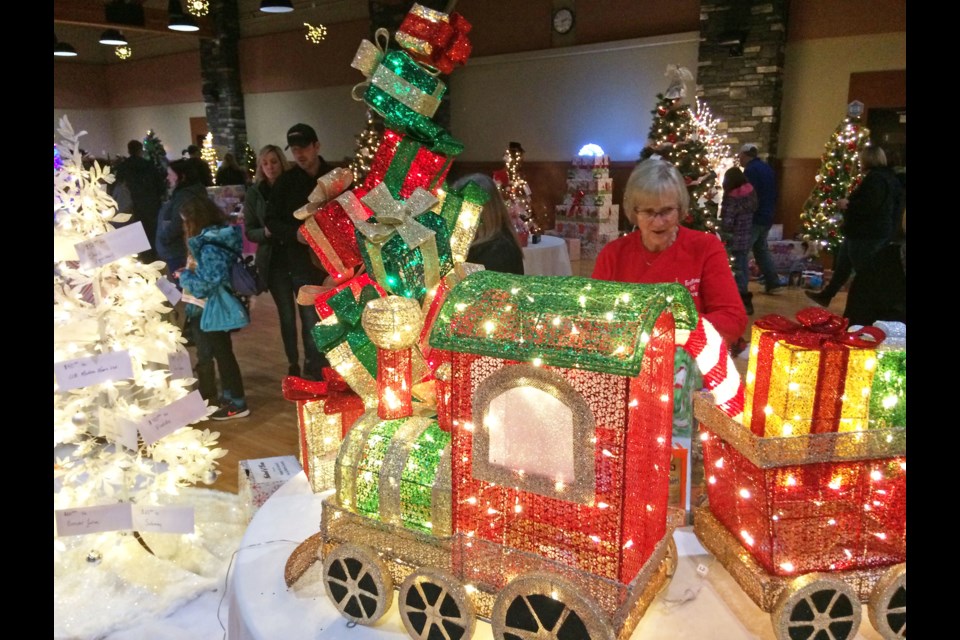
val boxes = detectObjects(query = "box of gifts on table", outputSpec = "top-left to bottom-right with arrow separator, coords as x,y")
743,308 -> 886,437
238,455 -> 301,520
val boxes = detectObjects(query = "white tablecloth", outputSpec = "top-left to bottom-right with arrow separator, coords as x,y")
522,235 -> 573,276
226,472 -> 884,639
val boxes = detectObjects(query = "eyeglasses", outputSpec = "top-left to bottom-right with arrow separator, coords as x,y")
634,206 -> 680,220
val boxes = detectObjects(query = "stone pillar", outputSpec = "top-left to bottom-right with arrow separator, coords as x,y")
697,1 -> 788,157
200,0 -> 248,162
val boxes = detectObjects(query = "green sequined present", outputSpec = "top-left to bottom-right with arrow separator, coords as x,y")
429,271 -> 699,377
399,422 -> 450,532
869,347 -> 906,428
311,285 -> 381,378
358,211 -> 453,302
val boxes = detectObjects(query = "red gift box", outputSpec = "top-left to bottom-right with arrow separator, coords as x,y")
395,3 -> 473,75
301,189 -> 375,282
313,273 -> 386,320
363,129 -> 453,200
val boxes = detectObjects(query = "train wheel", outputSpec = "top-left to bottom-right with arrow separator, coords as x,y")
772,573 -> 861,640
322,543 -> 393,625
868,564 -> 906,639
490,573 -> 615,640
398,567 -> 476,640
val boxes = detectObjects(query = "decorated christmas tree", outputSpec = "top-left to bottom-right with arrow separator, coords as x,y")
242,142 -> 257,183
348,109 -> 384,185
142,129 -> 170,196
800,102 -> 871,256
642,66 -> 725,234
201,132 -> 219,184
54,117 -> 225,558
494,141 -> 542,242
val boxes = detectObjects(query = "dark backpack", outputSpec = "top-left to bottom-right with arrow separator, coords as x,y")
207,240 -> 267,296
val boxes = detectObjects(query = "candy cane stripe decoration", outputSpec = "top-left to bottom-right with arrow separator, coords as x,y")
676,317 -> 744,422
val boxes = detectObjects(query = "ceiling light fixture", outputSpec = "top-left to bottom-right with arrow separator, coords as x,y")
260,1 -> 295,14
99,29 -> 129,46
168,0 -> 200,32
54,33 -> 78,57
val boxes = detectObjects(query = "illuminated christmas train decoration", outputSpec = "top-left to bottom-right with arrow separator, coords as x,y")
286,271 -> 741,640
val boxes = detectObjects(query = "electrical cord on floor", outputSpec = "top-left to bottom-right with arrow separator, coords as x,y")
217,538 -> 303,640
658,556 -> 717,610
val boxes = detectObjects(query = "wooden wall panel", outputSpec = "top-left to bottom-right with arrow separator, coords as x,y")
848,70 -> 906,109
776,158 -> 821,241
104,50 -> 203,109
54,63 -> 109,110
787,0 -> 906,41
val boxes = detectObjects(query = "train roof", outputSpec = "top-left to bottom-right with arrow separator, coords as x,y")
429,271 -> 698,377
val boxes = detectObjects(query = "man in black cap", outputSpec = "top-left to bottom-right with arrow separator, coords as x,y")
186,143 -> 214,186
262,123 -> 332,380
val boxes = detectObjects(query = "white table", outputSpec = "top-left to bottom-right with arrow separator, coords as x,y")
522,235 -> 573,276
226,472 -> 884,639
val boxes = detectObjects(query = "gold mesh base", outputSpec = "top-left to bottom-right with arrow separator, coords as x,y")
320,497 -> 679,635
693,506 -> 892,612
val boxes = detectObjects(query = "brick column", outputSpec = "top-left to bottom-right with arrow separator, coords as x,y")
697,1 -> 788,157
200,0 -> 248,161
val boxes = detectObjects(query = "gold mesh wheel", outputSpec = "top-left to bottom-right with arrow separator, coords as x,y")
772,574 -> 862,640
659,537 -> 679,593
868,564 -> 906,640
490,573 -> 615,640
322,543 -> 393,625
398,567 -> 476,640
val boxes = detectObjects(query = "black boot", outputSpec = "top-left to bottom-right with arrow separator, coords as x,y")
741,291 -> 754,315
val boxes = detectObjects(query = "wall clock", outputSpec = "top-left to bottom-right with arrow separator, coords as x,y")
552,7 -> 575,35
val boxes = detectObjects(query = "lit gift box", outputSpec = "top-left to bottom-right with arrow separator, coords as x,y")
238,455 -> 301,520
868,321 -> 906,429
743,309 -> 885,437
433,178 -> 487,264
282,372 -> 366,493
300,189 -> 373,282
355,184 -> 454,302
351,30 -> 463,156
395,3 -> 473,75
363,128 -> 455,201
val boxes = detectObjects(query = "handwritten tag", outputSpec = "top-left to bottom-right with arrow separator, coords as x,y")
55,503 -> 133,537
156,276 -> 182,305
54,351 -> 134,392
167,351 -> 193,380
75,222 -> 151,269
98,407 -> 139,451
138,391 -> 209,445
131,505 -> 195,534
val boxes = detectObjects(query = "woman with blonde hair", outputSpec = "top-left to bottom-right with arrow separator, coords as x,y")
242,144 -> 303,375
451,173 -> 525,275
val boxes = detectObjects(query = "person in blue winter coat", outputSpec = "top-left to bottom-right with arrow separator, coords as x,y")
177,197 -> 250,421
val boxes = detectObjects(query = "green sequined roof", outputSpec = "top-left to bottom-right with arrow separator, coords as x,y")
429,272 -> 698,377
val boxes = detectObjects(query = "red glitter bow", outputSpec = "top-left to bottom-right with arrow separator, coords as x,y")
755,308 -> 885,349
397,10 -> 473,74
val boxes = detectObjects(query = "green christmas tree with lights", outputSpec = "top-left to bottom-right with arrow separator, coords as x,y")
641,66 -> 725,234
800,104 -> 871,255
201,133 -> 219,185
348,109 -> 384,185
142,129 -> 170,198
242,142 -> 257,183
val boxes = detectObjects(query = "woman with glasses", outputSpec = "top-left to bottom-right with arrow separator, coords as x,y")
592,158 -> 747,348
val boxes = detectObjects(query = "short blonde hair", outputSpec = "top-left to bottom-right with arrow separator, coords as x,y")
623,158 -> 689,225
860,145 -> 887,170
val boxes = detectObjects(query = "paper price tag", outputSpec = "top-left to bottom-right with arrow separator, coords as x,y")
167,351 -> 193,381
156,276 -> 182,305
98,407 -> 139,451
55,504 -> 133,537
74,222 -> 151,269
54,351 -> 134,392
138,391 -> 209,445
131,505 -> 195,534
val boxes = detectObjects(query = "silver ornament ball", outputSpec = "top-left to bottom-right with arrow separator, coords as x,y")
202,469 -> 220,485
72,411 -> 87,427
86,550 -> 102,564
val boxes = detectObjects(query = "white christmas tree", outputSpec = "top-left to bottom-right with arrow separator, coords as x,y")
54,116 -> 226,557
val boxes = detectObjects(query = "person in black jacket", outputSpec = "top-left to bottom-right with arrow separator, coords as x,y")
262,124 -> 331,380
452,173 -> 525,275
807,145 -> 902,307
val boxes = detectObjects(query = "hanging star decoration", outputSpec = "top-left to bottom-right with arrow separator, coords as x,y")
305,23 -> 328,44
186,0 -> 210,17
115,45 -> 133,60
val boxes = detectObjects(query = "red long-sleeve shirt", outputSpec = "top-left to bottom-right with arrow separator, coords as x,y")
592,227 -> 747,345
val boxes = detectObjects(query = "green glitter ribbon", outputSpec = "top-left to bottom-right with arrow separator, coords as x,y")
435,179 -> 488,263
429,271 -> 699,377
311,285 -> 381,377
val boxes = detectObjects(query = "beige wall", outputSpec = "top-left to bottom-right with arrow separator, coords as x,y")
778,32 -> 906,159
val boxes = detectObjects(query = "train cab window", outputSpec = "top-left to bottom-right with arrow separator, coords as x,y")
472,364 -> 596,504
